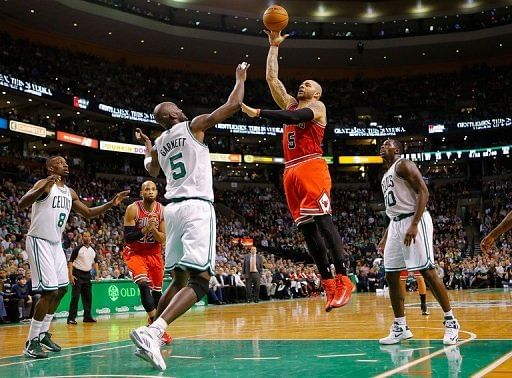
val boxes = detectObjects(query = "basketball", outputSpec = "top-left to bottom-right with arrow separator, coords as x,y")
263,5 -> 288,32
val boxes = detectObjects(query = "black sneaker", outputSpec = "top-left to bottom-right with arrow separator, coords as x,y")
24,338 -> 49,359
39,332 -> 61,352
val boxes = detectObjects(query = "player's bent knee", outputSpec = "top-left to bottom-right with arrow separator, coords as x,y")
137,281 -> 155,312
187,275 -> 209,302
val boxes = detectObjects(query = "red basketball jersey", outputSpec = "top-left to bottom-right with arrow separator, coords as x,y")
282,104 -> 326,168
125,200 -> 163,254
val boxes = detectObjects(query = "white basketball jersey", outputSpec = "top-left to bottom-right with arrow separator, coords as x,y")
154,121 -> 214,202
27,184 -> 72,243
381,158 -> 418,218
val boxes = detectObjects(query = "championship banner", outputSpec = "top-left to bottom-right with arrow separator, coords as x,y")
100,140 -> 146,155
9,120 -> 48,138
57,131 -> 98,149
339,156 -> 383,164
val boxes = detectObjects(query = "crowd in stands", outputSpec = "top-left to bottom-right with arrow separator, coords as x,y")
2,151 -> 512,322
1,32 -> 512,129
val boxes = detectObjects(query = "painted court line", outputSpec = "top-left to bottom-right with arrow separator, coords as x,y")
169,355 -> 203,359
234,357 -> 280,360
0,333 -> 211,368
470,350 -> 512,378
317,353 -> 367,358
357,360 -> 379,363
374,328 -> 477,378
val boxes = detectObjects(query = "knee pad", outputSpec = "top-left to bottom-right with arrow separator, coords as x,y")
137,282 -> 155,312
187,276 -> 209,302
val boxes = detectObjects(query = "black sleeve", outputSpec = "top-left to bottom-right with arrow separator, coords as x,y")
124,226 -> 144,243
69,245 -> 81,263
259,108 -> 314,123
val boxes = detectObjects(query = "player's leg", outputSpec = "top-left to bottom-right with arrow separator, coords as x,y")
298,220 -> 335,311
380,222 -> 413,345
408,212 -> 459,345
124,250 -> 157,320
24,237 -> 60,358
155,269 -> 189,318
147,253 -> 172,345
67,277 -> 81,324
416,273 -> 429,315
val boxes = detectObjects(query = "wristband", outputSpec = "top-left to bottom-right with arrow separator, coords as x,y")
144,156 -> 152,171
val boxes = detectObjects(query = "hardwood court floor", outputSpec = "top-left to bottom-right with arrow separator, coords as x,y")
0,289 -> 511,377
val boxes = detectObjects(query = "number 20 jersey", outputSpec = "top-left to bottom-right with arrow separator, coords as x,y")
381,158 -> 418,218
154,121 -> 214,202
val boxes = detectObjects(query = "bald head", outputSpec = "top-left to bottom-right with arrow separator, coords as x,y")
140,180 -> 157,202
388,139 -> 403,154
153,102 -> 188,128
297,80 -> 323,101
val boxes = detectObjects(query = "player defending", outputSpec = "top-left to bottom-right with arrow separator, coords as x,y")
481,210 -> 512,252
241,30 -> 352,312
123,181 -> 171,345
378,139 -> 459,345
129,62 -> 249,371
18,156 -> 129,358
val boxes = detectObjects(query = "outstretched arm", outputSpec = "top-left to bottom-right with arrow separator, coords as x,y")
190,62 -> 250,136
71,189 -> 130,219
135,128 -> 160,177
241,100 -> 325,124
481,210 -> 512,252
264,30 -> 296,110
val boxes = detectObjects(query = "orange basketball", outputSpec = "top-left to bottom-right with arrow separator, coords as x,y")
263,5 -> 289,32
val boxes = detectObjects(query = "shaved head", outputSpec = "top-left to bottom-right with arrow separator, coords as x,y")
388,139 -> 403,154
153,102 -> 188,128
297,80 -> 323,101
46,155 -> 64,170
309,80 -> 323,98
140,180 -> 157,202
141,180 -> 156,191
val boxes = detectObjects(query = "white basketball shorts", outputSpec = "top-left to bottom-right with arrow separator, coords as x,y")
164,199 -> 216,274
383,211 -> 435,272
26,235 -> 69,291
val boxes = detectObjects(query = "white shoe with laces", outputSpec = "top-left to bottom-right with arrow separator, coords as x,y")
130,326 -> 166,371
379,322 -> 413,345
443,318 -> 460,345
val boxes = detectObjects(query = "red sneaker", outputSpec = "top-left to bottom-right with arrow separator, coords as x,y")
322,278 -> 336,312
161,331 -> 173,345
330,274 -> 353,308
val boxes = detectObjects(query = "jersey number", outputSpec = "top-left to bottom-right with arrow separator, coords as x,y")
169,152 -> 187,180
385,191 -> 397,207
287,132 -> 296,149
57,212 -> 66,227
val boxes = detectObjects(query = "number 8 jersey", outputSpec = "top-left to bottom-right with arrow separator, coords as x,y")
381,158 -> 418,218
27,184 -> 72,243
154,121 -> 214,202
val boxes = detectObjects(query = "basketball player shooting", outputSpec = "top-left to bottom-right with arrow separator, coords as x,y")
241,30 -> 353,312
18,156 -> 129,358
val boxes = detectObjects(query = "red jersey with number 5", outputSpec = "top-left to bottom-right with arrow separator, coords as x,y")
282,104 -> 326,168
125,200 -> 163,254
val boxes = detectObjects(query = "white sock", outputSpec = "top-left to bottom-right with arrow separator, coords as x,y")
27,319 -> 43,342
40,314 -> 54,334
444,310 -> 454,319
149,317 -> 168,334
395,317 -> 406,325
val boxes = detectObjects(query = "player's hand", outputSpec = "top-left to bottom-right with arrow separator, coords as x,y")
41,175 -> 61,191
404,224 -> 418,246
135,128 -> 150,145
241,103 -> 259,118
111,190 -> 130,206
263,30 -> 289,46
236,62 -> 250,82
480,235 -> 495,253
377,239 -> 386,254
69,275 -> 76,286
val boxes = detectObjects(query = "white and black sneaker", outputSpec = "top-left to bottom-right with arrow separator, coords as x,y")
130,326 -> 166,371
443,318 -> 460,345
379,322 -> 413,345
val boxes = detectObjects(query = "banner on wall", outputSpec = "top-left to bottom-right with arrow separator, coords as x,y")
57,131 -> 98,148
339,156 -> 383,164
9,120 -> 48,138
99,140 -> 147,155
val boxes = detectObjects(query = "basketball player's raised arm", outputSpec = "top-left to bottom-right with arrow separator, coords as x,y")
397,160 -> 429,246
481,210 -> 512,252
190,62 -> 249,134
18,175 -> 61,209
135,128 -> 160,177
264,30 -> 296,110
71,189 -> 130,219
